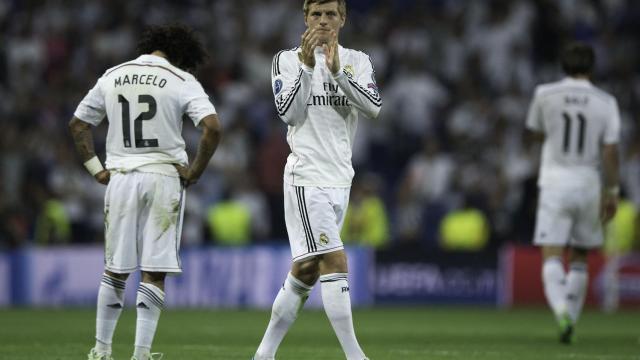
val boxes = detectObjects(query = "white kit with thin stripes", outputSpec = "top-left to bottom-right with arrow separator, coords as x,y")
271,45 -> 382,187
74,54 -> 216,172
527,77 -> 621,249
103,171 -> 185,273
526,77 -> 620,190
283,184 -> 350,262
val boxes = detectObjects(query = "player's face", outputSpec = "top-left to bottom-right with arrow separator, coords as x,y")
305,1 -> 345,44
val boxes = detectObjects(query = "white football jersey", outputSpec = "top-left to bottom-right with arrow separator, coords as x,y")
526,77 -> 620,189
272,45 -> 382,187
74,54 -> 216,171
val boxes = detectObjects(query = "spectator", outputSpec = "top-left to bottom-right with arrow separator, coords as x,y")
439,193 -> 490,251
0,0 -> 638,249
342,174 -> 390,249
207,186 -> 251,246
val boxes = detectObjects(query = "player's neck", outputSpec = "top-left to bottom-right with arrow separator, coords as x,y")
570,74 -> 590,81
150,50 -> 168,60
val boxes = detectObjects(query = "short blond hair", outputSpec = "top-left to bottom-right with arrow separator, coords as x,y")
303,0 -> 347,18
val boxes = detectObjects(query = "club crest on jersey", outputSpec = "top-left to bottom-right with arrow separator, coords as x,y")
274,79 -> 283,95
344,65 -> 355,78
319,233 -> 329,245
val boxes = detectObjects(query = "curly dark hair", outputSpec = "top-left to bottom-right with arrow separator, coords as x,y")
137,24 -> 207,72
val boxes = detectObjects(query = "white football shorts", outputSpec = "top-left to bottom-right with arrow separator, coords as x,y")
284,184 -> 350,262
103,171 -> 185,273
533,185 -> 603,249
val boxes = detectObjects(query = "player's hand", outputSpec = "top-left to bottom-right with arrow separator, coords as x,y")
299,28 -> 319,68
600,192 -> 619,223
174,164 -> 198,187
323,30 -> 340,75
94,170 -> 110,185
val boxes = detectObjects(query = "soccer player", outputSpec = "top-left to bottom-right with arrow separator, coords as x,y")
69,25 -> 221,360
252,1 -> 381,359
526,42 -> 620,344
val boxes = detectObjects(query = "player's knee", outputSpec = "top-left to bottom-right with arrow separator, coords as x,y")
319,251 -> 348,274
291,258 -> 320,285
141,271 -> 167,289
105,269 -> 129,281
570,247 -> 589,262
542,246 -> 564,260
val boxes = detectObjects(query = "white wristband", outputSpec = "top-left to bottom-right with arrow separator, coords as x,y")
83,156 -> 105,176
605,186 -> 620,196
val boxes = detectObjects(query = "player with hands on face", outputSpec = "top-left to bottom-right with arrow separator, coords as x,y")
253,1 -> 381,360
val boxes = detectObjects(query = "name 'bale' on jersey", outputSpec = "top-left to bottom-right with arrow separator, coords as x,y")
526,77 -> 621,189
74,54 -> 216,171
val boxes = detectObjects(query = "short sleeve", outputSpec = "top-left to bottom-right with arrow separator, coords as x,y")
182,79 -> 216,127
603,98 -> 621,144
525,89 -> 543,133
74,79 -> 106,125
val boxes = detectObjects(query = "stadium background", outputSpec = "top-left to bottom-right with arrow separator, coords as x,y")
1,1 -> 640,359
0,0 -> 639,351
1,0 -> 640,305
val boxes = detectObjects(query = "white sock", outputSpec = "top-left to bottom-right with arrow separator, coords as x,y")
255,273 -> 312,359
95,273 -> 126,354
566,261 -> 588,324
320,273 -> 367,360
134,282 -> 165,358
542,257 -> 567,323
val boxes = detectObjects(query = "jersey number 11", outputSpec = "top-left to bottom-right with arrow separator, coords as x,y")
562,112 -> 586,155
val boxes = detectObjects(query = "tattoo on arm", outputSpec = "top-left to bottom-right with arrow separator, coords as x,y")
190,115 -> 222,179
69,117 -> 96,162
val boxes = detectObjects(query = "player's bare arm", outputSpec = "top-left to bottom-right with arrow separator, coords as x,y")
525,128 -> 545,145
323,30 -> 340,75
601,143 -> 620,222
298,28 -> 320,68
69,116 -> 110,185
175,114 -> 222,187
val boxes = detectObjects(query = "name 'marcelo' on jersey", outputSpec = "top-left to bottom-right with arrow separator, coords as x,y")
526,77 -> 621,189
74,54 -> 216,171
272,45 -> 382,187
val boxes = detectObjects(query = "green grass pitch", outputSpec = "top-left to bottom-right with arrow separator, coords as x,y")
1,307 -> 639,359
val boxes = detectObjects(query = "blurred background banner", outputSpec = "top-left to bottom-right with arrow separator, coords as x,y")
2,245 -> 640,309
502,246 -> 640,308
374,248 -> 499,305
0,253 -> 9,306
0,246 -> 373,308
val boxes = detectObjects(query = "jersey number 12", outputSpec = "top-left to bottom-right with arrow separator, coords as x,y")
118,94 -> 159,148
562,112 -> 586,155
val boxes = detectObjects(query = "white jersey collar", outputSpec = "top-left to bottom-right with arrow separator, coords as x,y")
562,77 -> 592,87
137,54 -> 171,65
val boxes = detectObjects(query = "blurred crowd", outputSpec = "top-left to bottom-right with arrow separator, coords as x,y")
1,0 -> 639,251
